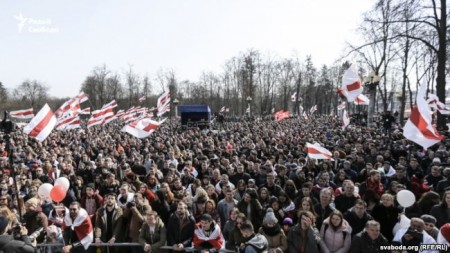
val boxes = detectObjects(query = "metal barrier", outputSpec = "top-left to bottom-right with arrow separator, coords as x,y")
36,243 -> 236,253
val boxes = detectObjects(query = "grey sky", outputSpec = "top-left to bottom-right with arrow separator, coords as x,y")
0,0 -> 373,98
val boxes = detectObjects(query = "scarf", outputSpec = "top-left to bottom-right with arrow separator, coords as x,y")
262,224 -> 281,236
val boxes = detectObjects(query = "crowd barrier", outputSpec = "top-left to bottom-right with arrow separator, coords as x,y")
36,243 -> 237,253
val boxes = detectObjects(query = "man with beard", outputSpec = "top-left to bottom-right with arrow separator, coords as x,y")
62,202 -> 94,253
167,201 -> 195,252
94,192 -> 123,252
23,197 -> 48,244
359,170 -> 384,201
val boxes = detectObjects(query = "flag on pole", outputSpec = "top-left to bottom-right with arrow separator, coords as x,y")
302,111 -> 309,120
138,96 -> 146,103
291,92 -> 297,102
23,104 -> 57,142
309,105 -> 317,115
342,109 -> 350,129
339,64 -> 363,102
157,91 -> 170,109
427,94 -> 450,114
80,107 -> 91,115
403,80 -> 443,149
122,118 -> 163,138
354,94 -> 370,105
9,108 -> 34,119
337,101 -> 346,111
306,142 -> 332,160
219,106 -> 226,113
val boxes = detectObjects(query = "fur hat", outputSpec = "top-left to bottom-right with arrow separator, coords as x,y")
263,208 -> 278,225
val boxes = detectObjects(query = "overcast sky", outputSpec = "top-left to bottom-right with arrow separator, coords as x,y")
0,0 -> 374,98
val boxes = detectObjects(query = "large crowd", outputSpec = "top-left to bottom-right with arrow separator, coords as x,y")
0,115 -> 450,253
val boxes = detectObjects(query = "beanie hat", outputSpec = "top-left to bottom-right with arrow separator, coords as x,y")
0,216 -> 8,233
421,214 -> 437,225
283,217 -> 293,226
440,223 -> 450,243
263,208 -> 278,225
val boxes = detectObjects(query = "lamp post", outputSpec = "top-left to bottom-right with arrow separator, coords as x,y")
173,98 -> 179,118
246,96 -> 252,118
363,72 -> 381,125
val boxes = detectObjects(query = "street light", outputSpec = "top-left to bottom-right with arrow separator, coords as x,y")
246,96 -> 252,118
363,72 -> 381,125
173,98 -> 179,117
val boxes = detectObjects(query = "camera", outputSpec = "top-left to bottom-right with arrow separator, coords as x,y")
126,201 -> 136,208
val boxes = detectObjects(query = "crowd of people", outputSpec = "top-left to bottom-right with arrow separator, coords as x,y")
0,115 -> 450,253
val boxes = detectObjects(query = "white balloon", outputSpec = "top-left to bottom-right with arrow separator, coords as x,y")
38,183 -> 53,200
397,190 -> 416,208
54,177 -> 70,192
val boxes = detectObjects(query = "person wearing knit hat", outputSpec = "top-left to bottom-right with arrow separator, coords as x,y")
263,208 -> 278,226
259,208 -> 287,253
282,217 -> 293,234
0,215 -> 35,252
421,214 -> 439,240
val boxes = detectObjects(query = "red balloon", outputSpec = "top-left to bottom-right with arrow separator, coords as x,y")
50,185 -> 66,202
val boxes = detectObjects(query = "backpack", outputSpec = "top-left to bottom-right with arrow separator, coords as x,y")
323,223 -> 347,241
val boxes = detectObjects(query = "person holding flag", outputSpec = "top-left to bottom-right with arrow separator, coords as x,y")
62,202 -> 93,253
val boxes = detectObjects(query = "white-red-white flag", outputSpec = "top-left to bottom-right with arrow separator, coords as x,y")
354,94 -> 370,105
342,109 -> 350,129
306,142 -> 332,160
23,104 -> 57,142
9,108 -> 34,119
62,208 -> 93,250
122,118 -> 162,138
80,107 -> 91,115
157,104 -> 170,117
427,94 -> 450,114
309,105 -> 317,115
157,91 -> 170,109
340,64 -> 363,102
87,117 -> 102,128
302,111 -> 309,120
337,101 -> 346,111
77,92 -> 89,104
291,92 -> 297,102
138,96 -> 146,103
403,81 -> 443,149
102,100 -> 117,109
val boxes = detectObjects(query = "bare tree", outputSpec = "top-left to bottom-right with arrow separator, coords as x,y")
13,80 -> 49,109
